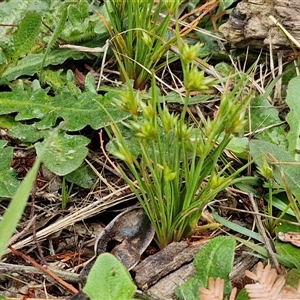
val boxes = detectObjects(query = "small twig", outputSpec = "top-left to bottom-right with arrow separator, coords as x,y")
97,39 -> 110,90
88,150 -> 122,177
0,23 -> 18,27
248,193 -> 281,274
0,262 -> 81,283
9,246 -> 79,294
99,129 -> 121,176
59,44 -> 107,53
85,158 -> 119,194
30,181 -> 47,266
8,215 -> 36,245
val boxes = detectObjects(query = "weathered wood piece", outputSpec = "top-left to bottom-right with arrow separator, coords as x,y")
219,0 -> 300,49
133,241 -> 259,300
133,241 -> 204,290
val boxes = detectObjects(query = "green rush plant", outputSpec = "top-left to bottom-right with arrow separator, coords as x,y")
99,0 -> 178,89
106,41 -> 254,249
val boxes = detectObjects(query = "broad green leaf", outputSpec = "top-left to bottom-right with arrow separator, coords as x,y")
0,83 -> 130,131
249,97 -> 287,148
215,62 -> 235,77
0,112 -> 49,143
233,235 -> 299,269
0,0 -> 50,38
285,269 -> 300,289
68,6 -> 84,28
236,288 -> 250,300
12,12 -> 42,62
213,209 -> 300,269
83,253 -> 136,300
0,50 -> 86,85
249,140 -> 300,197
0,141 -> 20,198
65,163 -> 97,188
42,69 -> 67,92
35,133 -> 89,176
286,76 -> 300,161
0,126 -> 60,260
176,237 -> 235,300
226,137 -> 249,159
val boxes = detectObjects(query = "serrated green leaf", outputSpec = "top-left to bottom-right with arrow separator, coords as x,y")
42,69 -> 66,92
286,77 -> 300,161
250,140 -> 300,197
0,0 -> 49,38
0,142 -> 20,198
35,133 -> 89,176
0,116 -> 49,143
12,12 -> 42,62
77,0 -> 89,18
85,72 -> 97,93
249,97 -> 287,148
83,253 -> 136,300
68,6 -> 84,28
0,50 -> 86,85
41,2 -> 69,72
176,237 -> 235,300
0,83 -> 130,131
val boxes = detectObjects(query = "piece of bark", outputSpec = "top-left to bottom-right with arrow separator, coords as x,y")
133,241 -> 206,290
219,0 -> 300,49
147,263 -> 195,300
133,241 -> 259,300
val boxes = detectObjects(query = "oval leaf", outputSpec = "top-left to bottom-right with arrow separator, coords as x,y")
35,133 -> 89,176
83,253 -> 136,300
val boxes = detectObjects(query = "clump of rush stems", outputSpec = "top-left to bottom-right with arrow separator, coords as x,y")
98,0 -> 178,90
104,1 -> 253,249
106,45 -> 253,249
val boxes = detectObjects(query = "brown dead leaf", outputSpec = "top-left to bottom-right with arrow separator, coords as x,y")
277,231 -> 300,247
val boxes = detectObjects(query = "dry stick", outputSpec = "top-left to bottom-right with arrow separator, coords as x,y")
248,193 -> 281,274
99,129 -> 122,176
30,181 -> 47,266
0,262 -> 80,283
9,246 -> 79,294
8,215 -> 36,245
88,150 -> 122,178
97,39 -> 110,90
